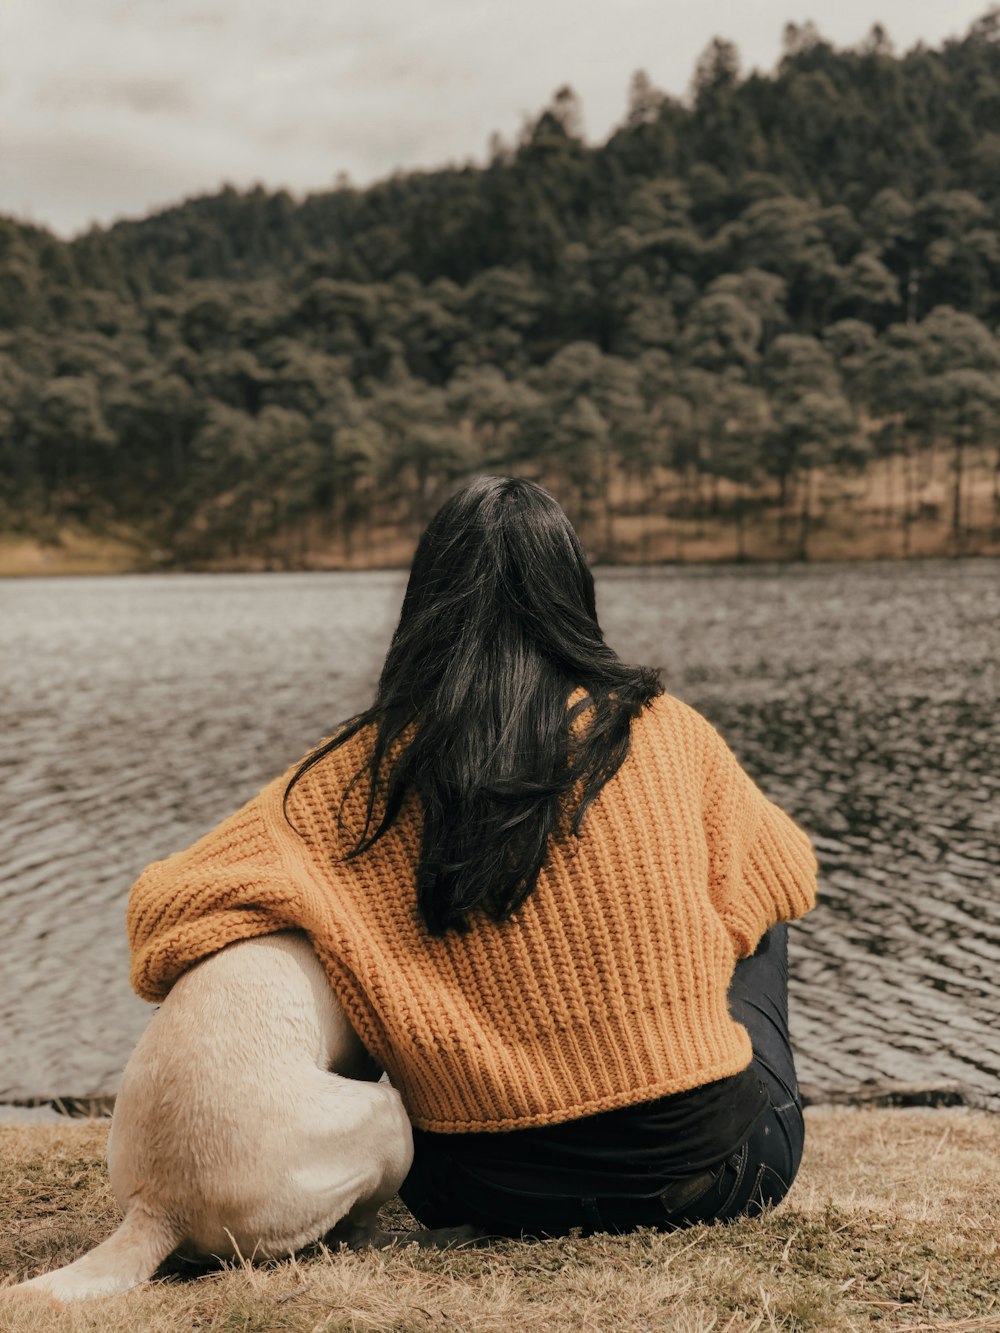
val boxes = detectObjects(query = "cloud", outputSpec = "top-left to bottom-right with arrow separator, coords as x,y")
1,0 -> 990,236
37,76 -> 195,116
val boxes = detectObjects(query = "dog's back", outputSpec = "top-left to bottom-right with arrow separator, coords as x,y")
12,932 -> 414,1300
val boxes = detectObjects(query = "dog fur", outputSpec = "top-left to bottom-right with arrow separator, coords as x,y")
12,931 -> 476,1301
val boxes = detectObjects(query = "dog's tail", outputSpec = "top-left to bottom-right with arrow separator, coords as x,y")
14,1203 -> 183,1302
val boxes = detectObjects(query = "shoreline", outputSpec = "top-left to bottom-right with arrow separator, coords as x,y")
3,464 -> 999,579
1,1080 -> 992,1125
2,545 -> 998,580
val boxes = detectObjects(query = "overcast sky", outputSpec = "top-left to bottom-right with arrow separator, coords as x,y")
2,0 -> 991,238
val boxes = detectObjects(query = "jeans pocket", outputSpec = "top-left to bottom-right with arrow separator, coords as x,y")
656,1166 -> 721,1214
715,1139 -> 751,1215
658,1141 -> 749,1227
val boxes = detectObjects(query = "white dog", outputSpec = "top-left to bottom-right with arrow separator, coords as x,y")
14,931 -> 476,1301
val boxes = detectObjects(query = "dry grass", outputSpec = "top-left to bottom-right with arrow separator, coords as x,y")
1,1108 -> 998,1332
0,528 -> 147,577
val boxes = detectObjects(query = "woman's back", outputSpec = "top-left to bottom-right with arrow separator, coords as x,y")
128,474 -> 818,1238
282,475 -> 662,939
128,688 -> 816,1133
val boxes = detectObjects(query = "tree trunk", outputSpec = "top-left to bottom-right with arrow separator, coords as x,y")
951,436 -> 965,555
636,470 -> 651,563
918,441 -> 936,489
965,448 -> 977,549
694,470 -> 707,539
363,484 -> 376,562
673,469 -> 685,562
735,484 -> 747,562
777,470 -> 791,550
902,440 -> 916,558
601,443 -> 614,560
266,497 -> 280,571
796,468 -> 813,561
343,491 -> 355,561
883,452 -> 895,548
340,469 -> 359,562
171,425 -> 185,487
327,440 -> 339,543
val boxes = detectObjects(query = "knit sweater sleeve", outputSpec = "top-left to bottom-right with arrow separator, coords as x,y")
127,779 -> 304,1003
700,721 -> 818,958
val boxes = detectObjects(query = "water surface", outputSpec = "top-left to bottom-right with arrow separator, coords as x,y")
1,562 -> 997,1108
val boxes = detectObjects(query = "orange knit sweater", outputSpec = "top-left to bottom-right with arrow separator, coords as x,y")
127,692 -> 818,1133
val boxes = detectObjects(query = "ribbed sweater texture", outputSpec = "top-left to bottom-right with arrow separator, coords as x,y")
127,692 -> 818,1133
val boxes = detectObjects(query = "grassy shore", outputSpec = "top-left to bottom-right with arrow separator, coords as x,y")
2,1108 -> 998,1332
3,455 -> 998,576
0,528 -> 149,578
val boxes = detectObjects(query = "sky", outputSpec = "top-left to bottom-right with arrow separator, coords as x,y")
2,0 -> 992,238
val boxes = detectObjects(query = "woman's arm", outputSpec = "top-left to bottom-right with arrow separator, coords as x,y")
700,722 -> 818,959
127,777 -> 305,1002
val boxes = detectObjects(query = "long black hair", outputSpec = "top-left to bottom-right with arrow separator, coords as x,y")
284,476 -> 662,935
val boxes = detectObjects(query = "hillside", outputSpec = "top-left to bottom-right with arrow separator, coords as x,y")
2,13 -> 1000,567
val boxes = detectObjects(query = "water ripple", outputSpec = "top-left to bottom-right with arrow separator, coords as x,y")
1,561 -> 997,1108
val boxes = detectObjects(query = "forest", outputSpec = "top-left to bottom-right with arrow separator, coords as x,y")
2,12 -> 1000,569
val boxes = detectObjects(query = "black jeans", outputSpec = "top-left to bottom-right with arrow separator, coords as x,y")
399,923 -> 805,1238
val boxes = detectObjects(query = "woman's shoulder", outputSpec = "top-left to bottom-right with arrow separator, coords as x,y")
641,690 -> 717,742
566,686 -> 718,763
628,691 -> 734,784
283,719 -> 377,804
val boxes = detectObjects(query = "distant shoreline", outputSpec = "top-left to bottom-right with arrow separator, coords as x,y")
4,453 -> 998,575
2,535 -> 998,579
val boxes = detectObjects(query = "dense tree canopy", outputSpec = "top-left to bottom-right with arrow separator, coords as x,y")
2,13 -> 1000,564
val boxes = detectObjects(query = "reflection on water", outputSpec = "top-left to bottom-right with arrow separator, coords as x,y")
1,561 -> 997,1108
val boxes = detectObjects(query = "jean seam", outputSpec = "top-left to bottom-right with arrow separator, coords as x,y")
715,1139 -> 751,1215
751,1053 -> 801,1109
774,1101 -> 805,1177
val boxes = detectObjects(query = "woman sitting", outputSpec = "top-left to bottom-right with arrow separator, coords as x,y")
129,474 -> 818,1239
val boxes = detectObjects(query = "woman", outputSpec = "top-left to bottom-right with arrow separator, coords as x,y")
129,475 -> 817,1239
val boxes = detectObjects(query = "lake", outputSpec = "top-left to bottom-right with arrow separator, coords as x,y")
1,561 -> 997,1110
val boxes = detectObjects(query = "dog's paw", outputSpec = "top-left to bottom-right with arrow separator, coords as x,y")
1,1278 -> 67,1311
382,1224 -> 490,1251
